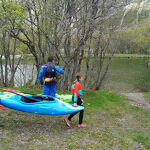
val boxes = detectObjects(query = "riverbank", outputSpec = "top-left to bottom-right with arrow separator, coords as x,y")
0,90 -> 149,149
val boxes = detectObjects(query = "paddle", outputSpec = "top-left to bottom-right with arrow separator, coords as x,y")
0,88 -> 41,102
4,88 -> 35,95
3,88 -> 55,101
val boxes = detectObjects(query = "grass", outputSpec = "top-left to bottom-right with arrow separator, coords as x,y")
133,134 -> 150,149
113,54 -> 150,58
144,92 -> 150,103
103,57 -> 150,92
0,89 -> 150,149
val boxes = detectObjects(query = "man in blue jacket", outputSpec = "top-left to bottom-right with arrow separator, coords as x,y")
38,56 -> 64,97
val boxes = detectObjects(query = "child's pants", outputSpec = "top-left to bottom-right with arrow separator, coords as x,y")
68,96 -> 84,124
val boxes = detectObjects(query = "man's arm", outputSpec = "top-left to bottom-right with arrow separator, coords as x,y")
38,65 -> 47,85
55,65 -> 64,74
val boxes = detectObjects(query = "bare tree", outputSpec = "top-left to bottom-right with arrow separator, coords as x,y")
0,30 -> 22,87
58,0 -> 132,90
0,0 -> 133,89
0,1 -> 23,86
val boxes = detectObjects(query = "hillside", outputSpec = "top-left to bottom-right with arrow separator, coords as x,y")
110,1 -> 150,27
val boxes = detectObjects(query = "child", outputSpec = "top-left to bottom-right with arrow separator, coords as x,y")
64,73 -> 87,127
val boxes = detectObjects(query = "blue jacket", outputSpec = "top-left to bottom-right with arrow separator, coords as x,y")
38,63 -> 64,85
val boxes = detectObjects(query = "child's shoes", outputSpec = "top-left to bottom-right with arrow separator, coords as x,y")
64,119 -> 71,127
77,122 -> 87,127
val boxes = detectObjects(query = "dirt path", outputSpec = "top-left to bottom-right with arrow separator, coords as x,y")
121,92 -> 150,110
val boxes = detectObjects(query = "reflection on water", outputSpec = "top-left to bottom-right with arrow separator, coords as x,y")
14,64 -> 37,87
0,64 -> 37,87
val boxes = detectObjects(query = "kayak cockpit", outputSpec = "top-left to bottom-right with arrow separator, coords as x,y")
21,96 -> 55,103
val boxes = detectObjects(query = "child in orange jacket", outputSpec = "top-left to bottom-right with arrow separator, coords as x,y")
64,73 -> 87,127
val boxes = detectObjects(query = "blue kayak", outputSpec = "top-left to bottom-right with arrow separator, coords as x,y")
0,92 -> 84,115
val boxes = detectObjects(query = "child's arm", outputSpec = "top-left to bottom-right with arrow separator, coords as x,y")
73,93 -> 77,104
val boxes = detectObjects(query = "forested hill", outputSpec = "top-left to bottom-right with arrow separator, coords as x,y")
110,1 -> 150,54
110,1 -> 150,27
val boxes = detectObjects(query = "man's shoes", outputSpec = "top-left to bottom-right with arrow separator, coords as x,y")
77,122 -> 87,127
64,119 -> 71,127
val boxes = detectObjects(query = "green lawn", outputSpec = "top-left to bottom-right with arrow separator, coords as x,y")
0,90 -> 149,149
113,54 -> 150,58
103,57 -> 150,92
